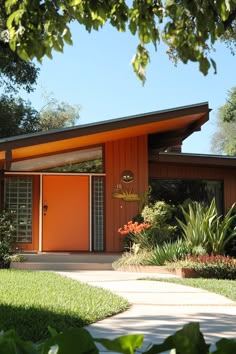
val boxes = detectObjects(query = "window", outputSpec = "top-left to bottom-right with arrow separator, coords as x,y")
149,178 -> 224,214
92,176 -> 104,251
11,146 -> 103,173
4,177 -> 33,243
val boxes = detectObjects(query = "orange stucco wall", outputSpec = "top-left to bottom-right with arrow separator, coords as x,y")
105,135 -> 148,252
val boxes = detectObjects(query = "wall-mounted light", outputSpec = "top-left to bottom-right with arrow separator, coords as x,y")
120,170 -> 134,183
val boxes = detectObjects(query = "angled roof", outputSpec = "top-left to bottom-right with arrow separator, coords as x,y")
0,102 -> 210,165
150,151 -> 236,167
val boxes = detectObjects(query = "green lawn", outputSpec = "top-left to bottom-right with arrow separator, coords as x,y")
0,270 -> 129,341
142,277 -> 236,302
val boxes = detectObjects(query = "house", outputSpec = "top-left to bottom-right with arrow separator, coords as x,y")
0,102 -> 235,253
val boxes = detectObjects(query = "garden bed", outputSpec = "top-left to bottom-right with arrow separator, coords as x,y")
115,265 -> 199,277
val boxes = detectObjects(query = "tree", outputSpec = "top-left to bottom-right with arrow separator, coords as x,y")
0,95 -> 80,138
0,10 -> 40,137
3,1 -> 236,83
38,98 -> 80,131
0,9 -> 39,93
211,87 -> 236,155
0,95 -> 39,138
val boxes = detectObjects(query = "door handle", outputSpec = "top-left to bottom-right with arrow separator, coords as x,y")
43,205 -> 48,215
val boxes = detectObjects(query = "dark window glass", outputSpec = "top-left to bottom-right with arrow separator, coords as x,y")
149,179 -> 224,214
92,176 -> 104,251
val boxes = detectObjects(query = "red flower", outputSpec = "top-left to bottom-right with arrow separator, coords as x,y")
118,221 -> 151,236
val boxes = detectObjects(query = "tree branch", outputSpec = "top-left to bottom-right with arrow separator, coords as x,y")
224,8 -> 236,30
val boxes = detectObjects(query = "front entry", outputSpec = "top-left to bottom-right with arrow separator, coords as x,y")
42,175 -> 89,251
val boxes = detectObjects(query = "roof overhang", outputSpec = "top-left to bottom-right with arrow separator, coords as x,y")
0,102 -> 210,169
150,152 -> 236,168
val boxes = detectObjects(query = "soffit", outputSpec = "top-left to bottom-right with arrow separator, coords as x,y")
0,103 -> 209,162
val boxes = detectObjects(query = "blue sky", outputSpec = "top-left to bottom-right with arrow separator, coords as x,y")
21,24 -> 235,154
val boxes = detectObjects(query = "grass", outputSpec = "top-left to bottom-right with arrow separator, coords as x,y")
141,277 -> 236,302
0,270 -> 129,341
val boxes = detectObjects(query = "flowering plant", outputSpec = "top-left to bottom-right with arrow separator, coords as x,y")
118,221 -> 151,252
118,221 -> 151,236
168,254 -> 236,279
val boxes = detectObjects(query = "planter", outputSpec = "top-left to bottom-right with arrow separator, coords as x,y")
115,265 -> 200,278
115,265 -> 176,274
175,268 -> 200,278
112,193 -> 140,201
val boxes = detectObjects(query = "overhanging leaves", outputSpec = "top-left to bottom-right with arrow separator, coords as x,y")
4,0 -> 236,82
95,334 -> 144,354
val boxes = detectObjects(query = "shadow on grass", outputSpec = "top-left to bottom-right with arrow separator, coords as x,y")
0,303 -> 86,341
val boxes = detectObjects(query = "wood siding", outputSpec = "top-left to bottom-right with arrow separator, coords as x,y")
105,136 -> 148,252
149,162 -> 236,210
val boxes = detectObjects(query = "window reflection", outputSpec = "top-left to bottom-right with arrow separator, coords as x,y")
11,146 -> 103,173
149,178 -> 224,214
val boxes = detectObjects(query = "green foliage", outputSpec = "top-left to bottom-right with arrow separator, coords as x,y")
148,239 -> 206,266
96,334 -> 143,354
0,270 -> 129,341
0,95 -> 81,138
168,254 -> 236,280
1,322 -> 236,353
141,201 -> 178,245
0,8 -> 38,93
0,209 -> 15,268
4,1 -> 236,83
211,87 -> 236,155
112,250 -> 152,269
9,253 -> 26,262
0,95 -> 39,138
208,204 -> 236,255
177,200 -> 214,249
177,199 -> 236,255
220,87 -> 236,123
38,97 -> 80,131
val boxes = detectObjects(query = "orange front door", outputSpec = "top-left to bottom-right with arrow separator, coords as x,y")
42,175 -> 89,251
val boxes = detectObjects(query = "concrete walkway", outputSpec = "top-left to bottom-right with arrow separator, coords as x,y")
58,270 -> 236,350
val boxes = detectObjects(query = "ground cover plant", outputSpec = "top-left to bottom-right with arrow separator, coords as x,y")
141,277 -> 236,303
166,255 -> 236,279
0,270 -> 129,341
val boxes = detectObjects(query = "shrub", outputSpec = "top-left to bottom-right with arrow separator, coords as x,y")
177,199 -> 236,255
148,240 -> 206,266
148,239 -> 191,266
112,250 -> 152,269
0,209 -> 16,268
141,201 -> 174,225
141,201 -> 178,245
169,254 -> 236,279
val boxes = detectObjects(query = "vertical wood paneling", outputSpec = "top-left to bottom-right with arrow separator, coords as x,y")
105,135 -> 148,252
